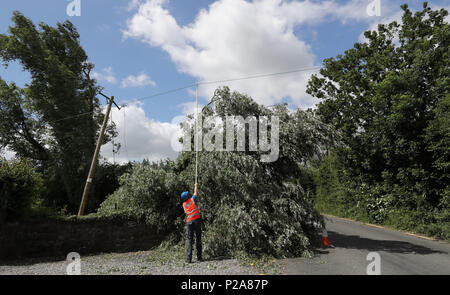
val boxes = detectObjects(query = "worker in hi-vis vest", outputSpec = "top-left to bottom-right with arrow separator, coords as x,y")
181,183 -> 202,263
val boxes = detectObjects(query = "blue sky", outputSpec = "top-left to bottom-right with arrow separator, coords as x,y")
1,0 -> 448,162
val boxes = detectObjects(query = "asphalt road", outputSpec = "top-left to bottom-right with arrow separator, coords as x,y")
282,215 -> 450,275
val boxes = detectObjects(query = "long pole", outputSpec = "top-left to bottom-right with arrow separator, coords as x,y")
78,96 -> 114,216
195,83 -> 199,185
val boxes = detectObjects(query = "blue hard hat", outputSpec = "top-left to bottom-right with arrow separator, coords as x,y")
181,191 -> 189,201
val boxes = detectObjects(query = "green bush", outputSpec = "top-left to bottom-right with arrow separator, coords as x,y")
98,161 -> 186,234
0,158 -> 44,223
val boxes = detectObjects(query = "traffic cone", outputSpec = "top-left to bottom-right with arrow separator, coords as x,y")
321,228 -> 331,247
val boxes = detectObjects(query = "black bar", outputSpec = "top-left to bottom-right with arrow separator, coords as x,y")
0,275 -> 446,294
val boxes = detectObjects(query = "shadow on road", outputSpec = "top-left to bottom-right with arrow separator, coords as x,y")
327,231 -> 446,255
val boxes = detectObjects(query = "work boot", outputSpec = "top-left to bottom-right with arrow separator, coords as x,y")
186,258 -> 192,264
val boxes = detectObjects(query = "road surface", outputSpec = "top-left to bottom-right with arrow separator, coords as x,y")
283,215 -> 450,275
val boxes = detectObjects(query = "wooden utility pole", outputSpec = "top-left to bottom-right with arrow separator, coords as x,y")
77,96 -> 115,216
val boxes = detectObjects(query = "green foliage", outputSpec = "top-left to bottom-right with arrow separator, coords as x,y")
424,94 -> 450,195
309,4 -> 449,239
86,161 -> 133,213
0,12 -> 117,213
98,161 -> 186,234
0,158 -> 44,223
314,154 -> 450,240
100,87 -> 331,257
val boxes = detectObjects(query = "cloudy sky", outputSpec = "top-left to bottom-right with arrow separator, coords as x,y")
0,0 -> 448,163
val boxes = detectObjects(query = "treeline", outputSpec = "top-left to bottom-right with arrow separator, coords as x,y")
309,3 -> 449,240
1,3 -> 448,260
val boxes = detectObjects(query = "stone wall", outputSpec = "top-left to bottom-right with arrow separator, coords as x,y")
0,216 -> 165,261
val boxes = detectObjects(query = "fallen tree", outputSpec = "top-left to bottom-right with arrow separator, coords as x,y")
99,87 -> 337,257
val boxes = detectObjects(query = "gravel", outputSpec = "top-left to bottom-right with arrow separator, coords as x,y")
0,250 -> 274,275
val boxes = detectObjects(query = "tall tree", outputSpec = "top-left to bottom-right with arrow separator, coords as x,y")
307,3 -> 449,208
0,12 -> 116,212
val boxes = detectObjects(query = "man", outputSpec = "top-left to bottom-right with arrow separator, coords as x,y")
181,183 -> 203,263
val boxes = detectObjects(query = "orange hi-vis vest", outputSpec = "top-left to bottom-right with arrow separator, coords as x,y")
183,197 -> 201,223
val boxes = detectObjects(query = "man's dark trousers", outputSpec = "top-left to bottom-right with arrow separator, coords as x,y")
186,219 -> 202,262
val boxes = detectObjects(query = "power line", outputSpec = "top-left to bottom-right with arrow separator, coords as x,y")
127,65 -> 322,105
127,84 -> 195,104
52,111 -> 95,123
199,66 -> 322,86
50,93 -> 119,124
47,65 -> 323,124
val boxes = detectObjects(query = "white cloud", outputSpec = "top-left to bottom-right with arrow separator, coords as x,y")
92,67 -> 156,88
100,102 -> 180,163
177,101 -> 205,117
92,66 -> 117,84
274,0 -> 392,25
121,72 -> 156,88
122,0 -> 405,109
121,1 -> 314,108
